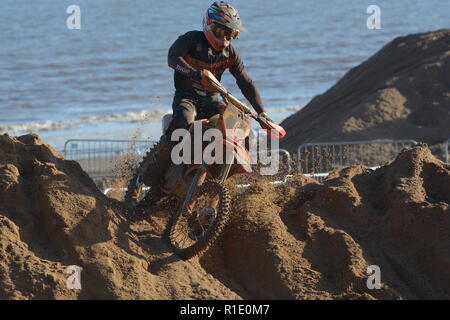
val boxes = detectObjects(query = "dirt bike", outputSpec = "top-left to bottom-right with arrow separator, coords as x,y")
124,70 -> 286,260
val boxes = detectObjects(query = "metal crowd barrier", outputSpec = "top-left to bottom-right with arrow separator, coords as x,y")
63,139 -> 155,178
62,138 -> 292,180
297,139 -> 418,179
65,137 -> 428,188
250,148 -> 292,179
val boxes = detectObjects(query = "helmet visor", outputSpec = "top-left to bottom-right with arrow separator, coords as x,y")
212,23 -> 240,40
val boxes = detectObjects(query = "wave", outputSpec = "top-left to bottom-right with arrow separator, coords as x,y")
0,109 -> 170,134
271,104 -> 305,112
0,104 -> 304,134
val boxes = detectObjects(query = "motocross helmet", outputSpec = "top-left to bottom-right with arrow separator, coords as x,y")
202,1 -> 247,51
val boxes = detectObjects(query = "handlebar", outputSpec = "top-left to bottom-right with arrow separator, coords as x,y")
201,70 -> 286,139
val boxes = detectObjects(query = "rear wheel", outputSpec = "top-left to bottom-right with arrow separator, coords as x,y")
124,143 -> 164,220
166,180 -> 231,260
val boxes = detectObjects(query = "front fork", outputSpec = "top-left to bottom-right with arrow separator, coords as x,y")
217,161 -> 233,183
181,156 -> 233,215
182,163 -> 207,213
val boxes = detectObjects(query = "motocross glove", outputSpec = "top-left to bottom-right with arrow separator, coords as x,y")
258,112 -> 274,123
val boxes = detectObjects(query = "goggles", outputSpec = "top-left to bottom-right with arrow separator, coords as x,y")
212,23 -> 240,40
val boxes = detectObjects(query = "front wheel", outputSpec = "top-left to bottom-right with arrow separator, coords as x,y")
166,180 -> 231,260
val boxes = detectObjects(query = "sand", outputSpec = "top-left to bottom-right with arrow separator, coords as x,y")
1,133 -> 449,299
280,29 -> 450,153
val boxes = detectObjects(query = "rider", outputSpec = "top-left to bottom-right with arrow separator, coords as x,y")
145,1 -> 269,185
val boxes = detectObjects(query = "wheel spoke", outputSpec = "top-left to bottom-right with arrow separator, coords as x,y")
168,180 -> 230,259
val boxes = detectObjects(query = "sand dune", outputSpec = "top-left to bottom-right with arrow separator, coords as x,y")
280,29 -> 450,152
1,133 -> 448,299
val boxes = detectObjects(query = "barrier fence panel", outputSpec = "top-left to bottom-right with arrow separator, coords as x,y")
63,137 -> 293,181
63,139 -> 155,177
297,140 -> 418,179
249,148 -> 292,180
65,138 -> 424,182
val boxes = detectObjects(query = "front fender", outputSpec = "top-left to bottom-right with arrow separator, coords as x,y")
223,138 -> 252,173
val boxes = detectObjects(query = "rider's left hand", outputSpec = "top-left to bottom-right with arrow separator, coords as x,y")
258,112 -> 274,123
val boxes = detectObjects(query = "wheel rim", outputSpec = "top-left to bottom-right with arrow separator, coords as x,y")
170,183 -> 221,250
188,207 -> 217,240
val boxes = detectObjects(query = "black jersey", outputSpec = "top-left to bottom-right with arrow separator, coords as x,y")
168,30 -> 265,114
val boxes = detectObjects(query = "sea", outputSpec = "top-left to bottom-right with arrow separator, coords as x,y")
1,0 -> 448,151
